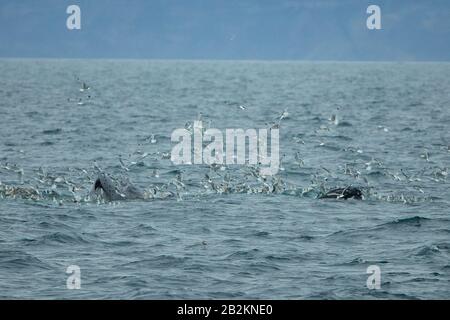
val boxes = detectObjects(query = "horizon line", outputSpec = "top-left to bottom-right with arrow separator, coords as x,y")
0,56 -> 449,63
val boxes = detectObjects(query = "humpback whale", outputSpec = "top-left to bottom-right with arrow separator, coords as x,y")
319,187 -> 363,200
92,173 -> 144,201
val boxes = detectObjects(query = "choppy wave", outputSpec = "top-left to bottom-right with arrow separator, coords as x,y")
1,60 -> 449,299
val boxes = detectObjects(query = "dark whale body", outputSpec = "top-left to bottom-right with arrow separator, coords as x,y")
93,173 -> 144,201
319,187 -> 363,200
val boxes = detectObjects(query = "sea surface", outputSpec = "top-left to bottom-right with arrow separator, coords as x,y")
0,59 -> 449,299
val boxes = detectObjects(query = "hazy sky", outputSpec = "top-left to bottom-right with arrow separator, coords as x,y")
1,0 -> 449,60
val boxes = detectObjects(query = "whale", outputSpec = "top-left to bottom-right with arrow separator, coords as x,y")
319,187 -> 363,200
92,173 -> 145,201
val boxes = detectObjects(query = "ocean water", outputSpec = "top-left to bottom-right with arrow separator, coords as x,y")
0,59 -> 449,299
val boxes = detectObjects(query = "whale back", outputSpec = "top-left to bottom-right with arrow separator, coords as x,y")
123,183 -> 144,200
